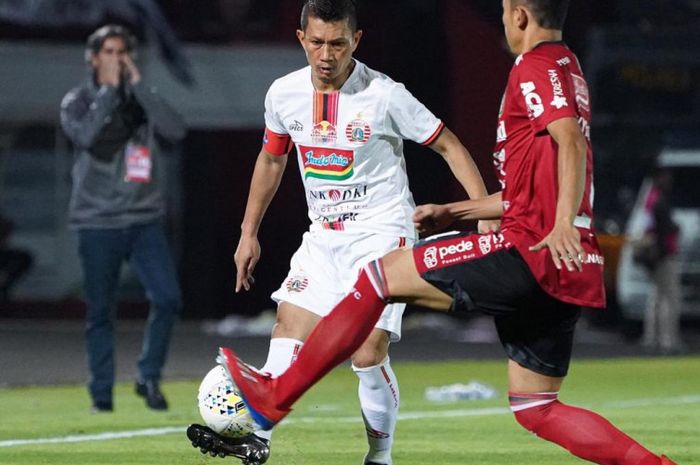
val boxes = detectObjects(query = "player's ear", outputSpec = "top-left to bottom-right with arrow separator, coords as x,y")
515,5 -> 529,30
351,29 -> 363,51
296,29 -> 305,46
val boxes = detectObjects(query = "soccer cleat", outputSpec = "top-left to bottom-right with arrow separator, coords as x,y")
660,455 -> 678,465
186,424 -> 270,464
217,347 -> 291,430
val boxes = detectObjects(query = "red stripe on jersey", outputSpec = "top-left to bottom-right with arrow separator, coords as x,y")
263,128 -> 293,156
398,237 -> 406,248
420,121 -> 445,146
313,90 -> 340,125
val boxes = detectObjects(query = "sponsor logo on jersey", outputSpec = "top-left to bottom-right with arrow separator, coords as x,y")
317,213 -> 359,230
286,275 -> 309,293
548,69 -> 568,109
556,56 -> 571,66
423,246 -> 438,269
345,117 -> 372,144
571,73 -> 590,112
300,145 -> 354,180
288,120 -> 304,132
308,185 -> 368,202
520,81 -> 544,118
496,121 -> 507,142
493,148 -> 506,189
311,120 -> 337,144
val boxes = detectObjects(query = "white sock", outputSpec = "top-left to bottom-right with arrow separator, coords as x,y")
353,357 -> 399,465
253,337 -> 303,441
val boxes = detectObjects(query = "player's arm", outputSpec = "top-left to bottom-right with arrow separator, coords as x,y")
428,127 -> 500,233
235,147 -> 288,292
413,192 -> 503,235
529,117 -> 587,272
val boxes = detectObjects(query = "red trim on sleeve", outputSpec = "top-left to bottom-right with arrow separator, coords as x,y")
420,121 -> 445,146
263,127 -> 293,156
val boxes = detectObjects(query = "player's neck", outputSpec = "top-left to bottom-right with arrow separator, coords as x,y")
520,29 -> 563,54
312,60 -> 356,93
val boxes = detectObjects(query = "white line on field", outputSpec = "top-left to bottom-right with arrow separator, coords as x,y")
2,394 -> 699,448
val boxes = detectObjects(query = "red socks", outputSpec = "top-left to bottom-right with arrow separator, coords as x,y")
510,392 -> 661,465
275,262 -> 389,409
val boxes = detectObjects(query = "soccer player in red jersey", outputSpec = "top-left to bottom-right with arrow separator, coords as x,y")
220,1 -> 678,463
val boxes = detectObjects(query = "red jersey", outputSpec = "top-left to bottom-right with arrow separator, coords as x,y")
493,42 -> 606,308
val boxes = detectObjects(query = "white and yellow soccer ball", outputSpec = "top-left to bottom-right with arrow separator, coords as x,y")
197,365 -> 257,438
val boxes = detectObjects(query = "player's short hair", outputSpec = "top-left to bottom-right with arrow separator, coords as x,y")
300,0 -> 358,32
85,24 -> 137,63
513,0 -> 570,29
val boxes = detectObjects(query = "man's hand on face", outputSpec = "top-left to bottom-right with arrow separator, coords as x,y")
97,56 -> 122,87
121,54 -> 141,85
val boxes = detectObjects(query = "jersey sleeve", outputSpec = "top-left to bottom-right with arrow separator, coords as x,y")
517,54 -> 578,134
385,84 -> 444,146
262,85 -> 293,156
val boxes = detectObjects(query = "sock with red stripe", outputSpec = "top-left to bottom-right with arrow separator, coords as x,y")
254,337 -> 303,441
275,261 -> 389,409
510,392 -> 661,465
354,358 -> 399,465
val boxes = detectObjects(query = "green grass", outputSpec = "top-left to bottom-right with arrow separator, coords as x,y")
1,357 -> 699,464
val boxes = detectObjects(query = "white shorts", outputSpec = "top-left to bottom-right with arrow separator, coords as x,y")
271,230 -> 413,342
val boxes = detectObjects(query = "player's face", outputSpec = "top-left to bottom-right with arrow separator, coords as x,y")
297,16 -> 362,91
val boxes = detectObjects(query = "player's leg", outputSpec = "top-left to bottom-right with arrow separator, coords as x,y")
219,246 -> 451,428
503,294 -> 672,465
352,328 -> 396,465
253,300 -> 318,444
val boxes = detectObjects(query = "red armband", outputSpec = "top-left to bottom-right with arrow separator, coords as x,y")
263,128 -> 293,156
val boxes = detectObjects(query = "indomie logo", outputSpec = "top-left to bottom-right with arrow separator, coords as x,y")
300,145 -> 355,181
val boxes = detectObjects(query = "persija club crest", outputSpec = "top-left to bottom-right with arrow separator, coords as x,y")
286,275 -> 309,293
345,118 -> 371,144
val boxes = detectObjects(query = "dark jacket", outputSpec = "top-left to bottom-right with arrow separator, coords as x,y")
60,79 -> 185,229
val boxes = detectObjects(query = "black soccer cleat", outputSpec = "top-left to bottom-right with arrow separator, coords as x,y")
186,424 -> 270,464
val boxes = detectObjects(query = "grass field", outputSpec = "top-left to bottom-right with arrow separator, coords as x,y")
1,357 -> 698,465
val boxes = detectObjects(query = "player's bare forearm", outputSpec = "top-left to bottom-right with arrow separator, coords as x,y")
447,192 -> 503,221
429,127 -> 489,200
414,193 -> 502,235
549,117 -> 587,226
240,149 -> 288,238
529,117 -> 587,271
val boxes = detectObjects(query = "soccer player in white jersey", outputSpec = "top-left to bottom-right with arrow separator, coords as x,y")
187,1 -> 495,464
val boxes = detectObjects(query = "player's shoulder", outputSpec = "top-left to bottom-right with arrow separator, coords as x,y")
268,66 -> 311,95
353,60 -> 401,93
516,42 -> 574,71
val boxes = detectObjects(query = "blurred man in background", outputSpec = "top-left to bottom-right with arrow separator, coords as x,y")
60,24 -> 185,413
639,168 -> 684,354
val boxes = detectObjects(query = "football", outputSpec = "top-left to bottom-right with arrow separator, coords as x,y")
197,365 -> 257,437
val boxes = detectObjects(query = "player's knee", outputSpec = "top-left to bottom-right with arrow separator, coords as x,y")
351,348 -> 387,368
509,393 -> 559,432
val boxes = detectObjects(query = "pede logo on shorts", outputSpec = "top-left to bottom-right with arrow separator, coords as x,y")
416,232 -> 511,274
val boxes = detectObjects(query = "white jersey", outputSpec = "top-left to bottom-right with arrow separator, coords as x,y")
263,60 -> 444,239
